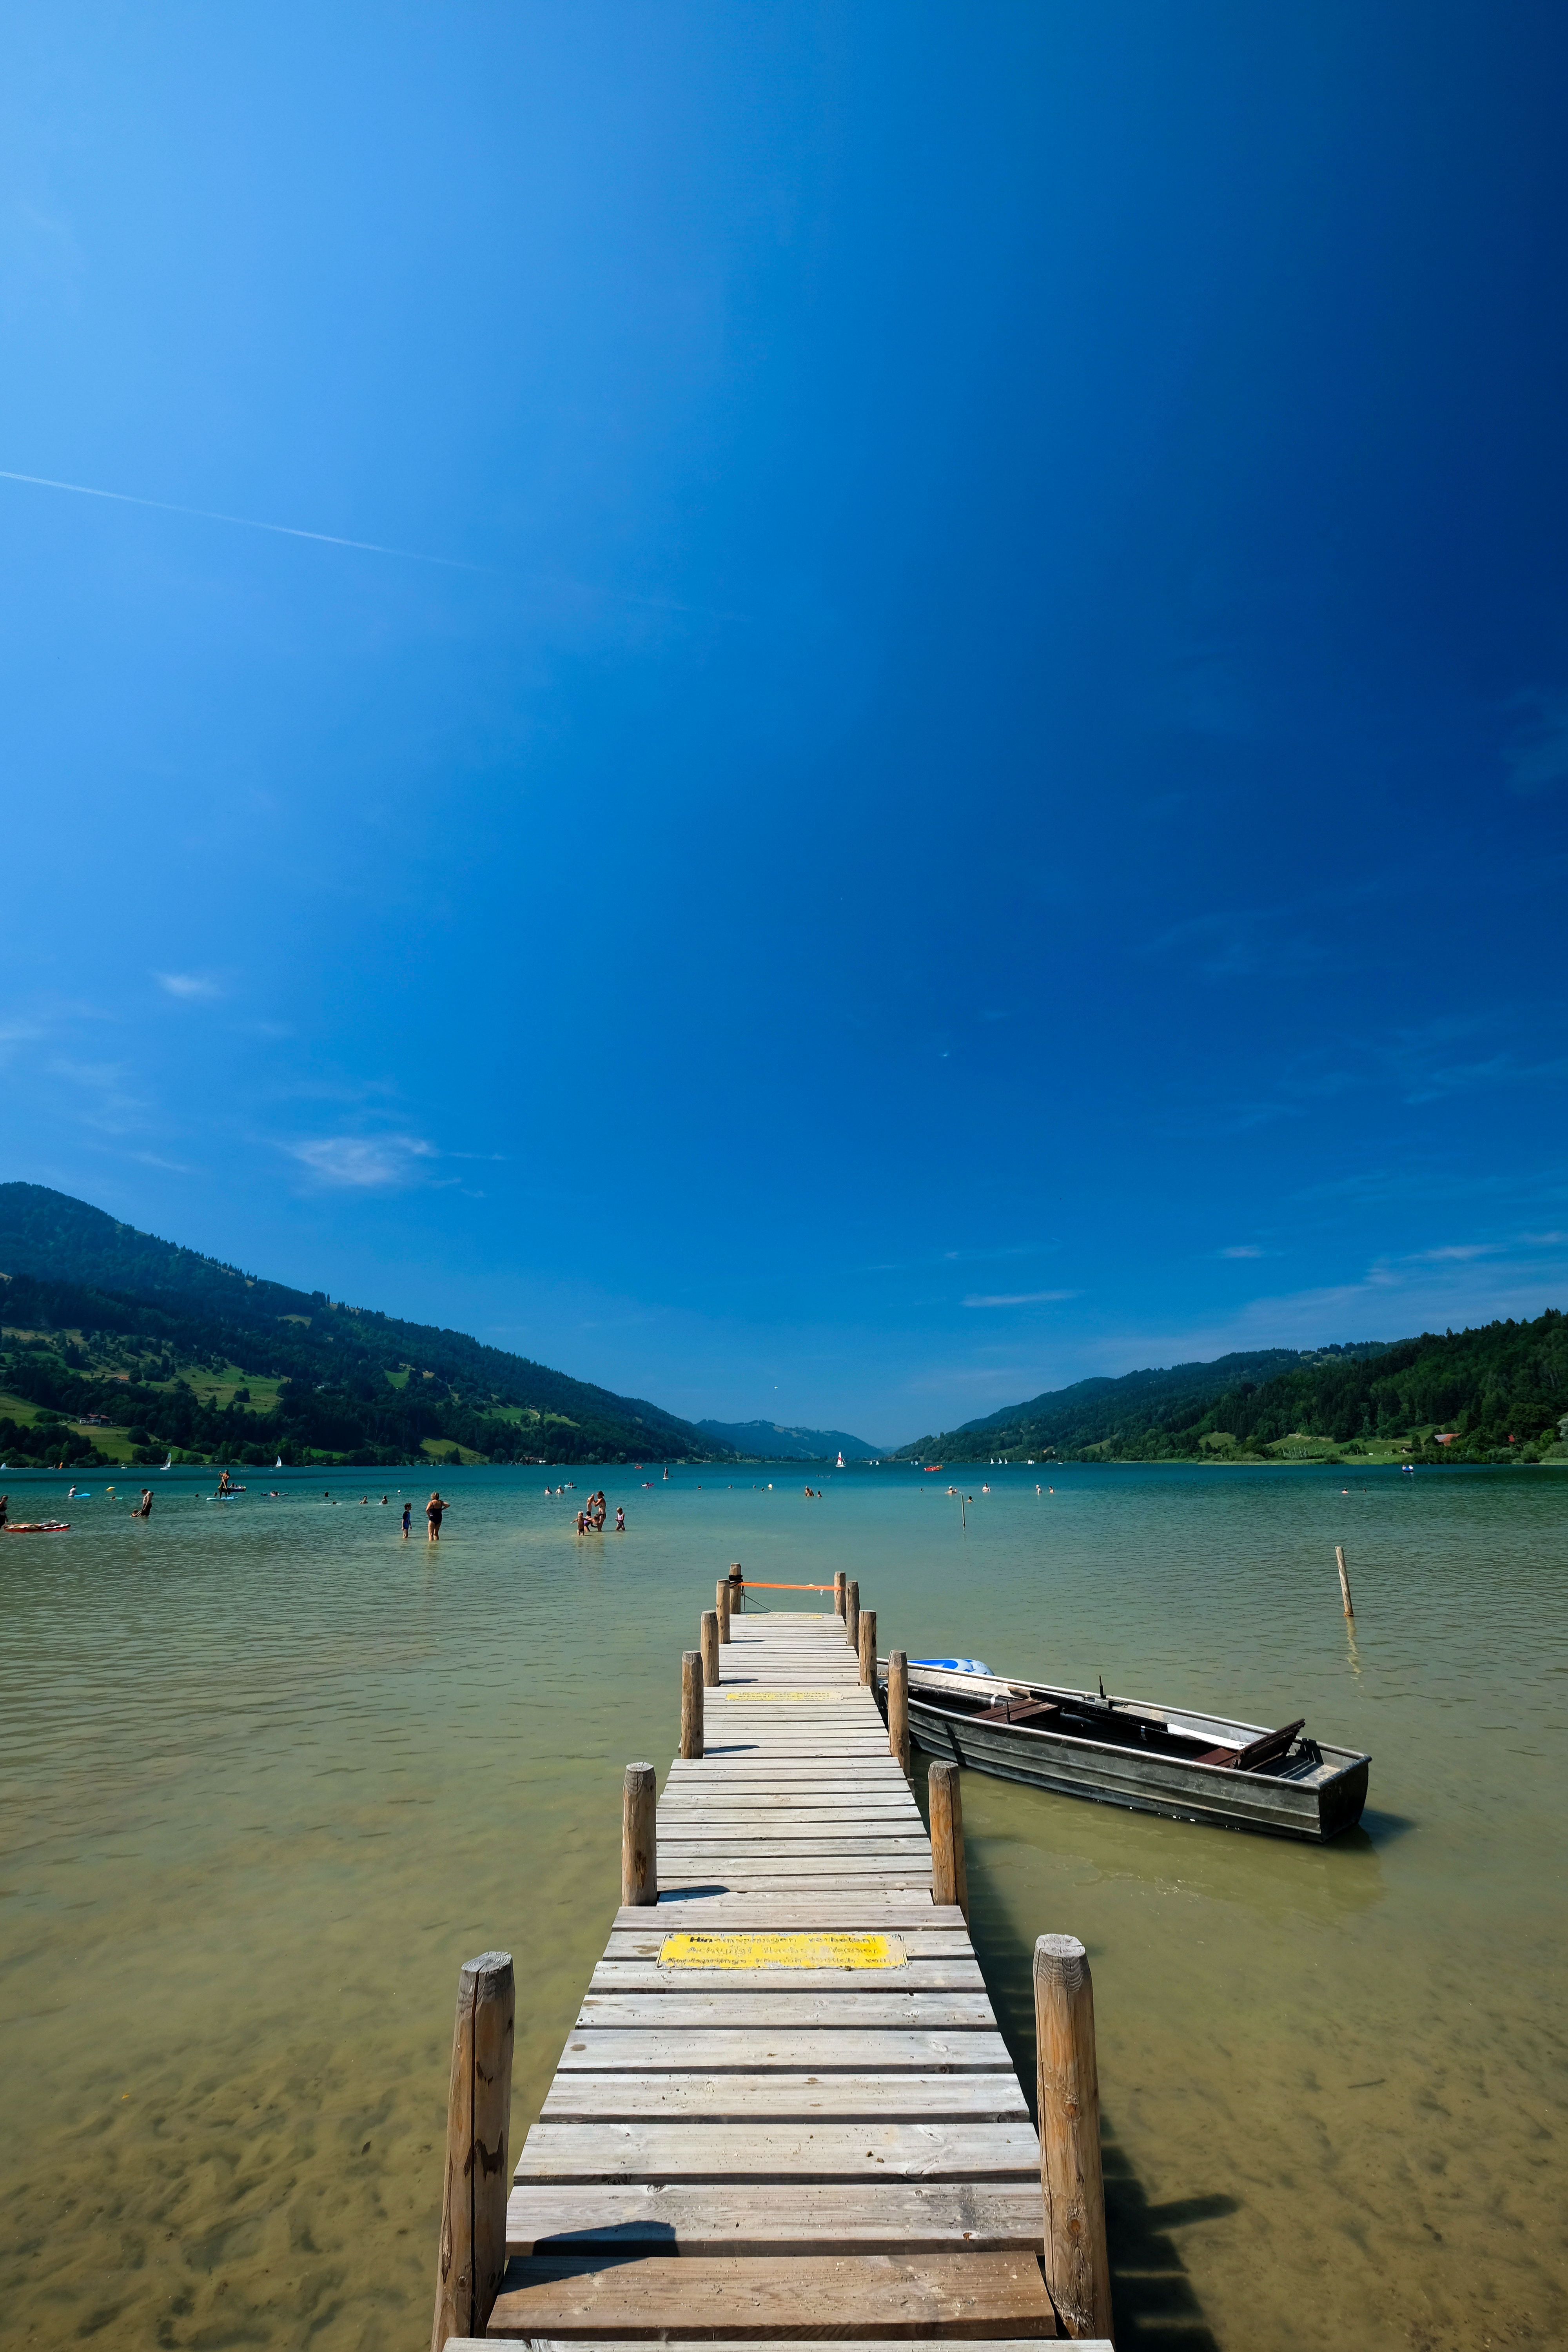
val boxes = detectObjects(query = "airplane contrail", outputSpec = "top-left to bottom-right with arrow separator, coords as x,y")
0,466 -> 482,569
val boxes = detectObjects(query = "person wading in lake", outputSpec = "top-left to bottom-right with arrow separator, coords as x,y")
426,1490 -> 447,1543
401,1500 -> 412,1540
133,1489 -> 153,1518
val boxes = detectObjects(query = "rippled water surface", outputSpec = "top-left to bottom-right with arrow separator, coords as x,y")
1,1462 -> 1564,2351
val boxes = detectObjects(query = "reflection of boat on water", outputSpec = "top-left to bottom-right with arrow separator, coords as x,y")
889,1659 -> 1370,1843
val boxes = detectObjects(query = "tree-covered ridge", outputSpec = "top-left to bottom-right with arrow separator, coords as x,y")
896,1317 -> 1568,1466
0,1183 -> 730,1468
695,1419 -> 882,1461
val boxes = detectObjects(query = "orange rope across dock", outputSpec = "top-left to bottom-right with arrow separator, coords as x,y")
735,1580 -> 835,1591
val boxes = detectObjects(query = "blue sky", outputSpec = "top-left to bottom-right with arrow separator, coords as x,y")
2,3 -> 1566,1443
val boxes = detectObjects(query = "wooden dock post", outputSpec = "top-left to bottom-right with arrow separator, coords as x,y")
430,1949 -> 515,2352
700,1607 -> 720,1686
928,1758 -> 969,1919
621,1762 -> 657,1907
888,1648 -> 910,1773
1034,1933 -> 1112,2343
680,1648 -> 703,1759
834,1568 -> 846,1618
715,1577 -> 731,1642
845,1577 -> 859,1649
1336,1544 -> 1355,1619
728,1562 -> 744,1617
858,1606 -> 877,1687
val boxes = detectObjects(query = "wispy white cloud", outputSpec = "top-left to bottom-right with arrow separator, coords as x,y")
962,1289 -> 1080,1308
156,971 -> 220,1001
0,466 -> 480,570
284,1133 -> 439,1189
1220,1244 -> 1267,1259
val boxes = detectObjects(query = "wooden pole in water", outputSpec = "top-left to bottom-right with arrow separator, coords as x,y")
845,1578 -> 860,1650
621,1762 -> 657,1907
700,1607 -> 720,1686
680,1648 -> 703,1759
888,1648 -> 909,1773
858,1606 -> 877,1687
430,1950 -> 515,2352
1335,1544 -> 1355,1619
834,1569 -> 846,1619
1033,1933 -> 1112,2343
715,1577 -> 731,1643
928,1758 -> 969,1919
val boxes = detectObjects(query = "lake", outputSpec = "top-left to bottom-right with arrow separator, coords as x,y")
0,1460 -> 1563,2351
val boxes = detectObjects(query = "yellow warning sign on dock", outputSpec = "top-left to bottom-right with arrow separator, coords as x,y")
659,1932 -> 907,1970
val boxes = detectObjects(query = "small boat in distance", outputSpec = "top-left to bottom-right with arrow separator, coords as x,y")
835,1450 -> 846,1469
890,1659 -> 1369,1842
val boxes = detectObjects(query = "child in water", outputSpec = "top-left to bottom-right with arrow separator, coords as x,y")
615,1505 -> 626,1532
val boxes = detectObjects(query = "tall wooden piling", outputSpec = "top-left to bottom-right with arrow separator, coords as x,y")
430,1949 -> 515,2352
715,1577 -> 731,1643
834,1568 -> 846,1619
845,1577 -> 860,1650
701,1608 -> 720,1686
888,1648 -> 910,1774
858,1607 -> 877,1688
928,1758 -> 968,1919
621,1762 -> 657,1907
680,1648 -> 703,1759
1033,1933 -> 1112,2342
1335,1544 -> 1355,1619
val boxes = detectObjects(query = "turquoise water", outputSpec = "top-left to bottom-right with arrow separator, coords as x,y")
0,1461 -> 1563,2350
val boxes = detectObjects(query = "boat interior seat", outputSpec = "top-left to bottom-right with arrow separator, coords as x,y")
1193,1716 -> 1306,1772
975,1695 -> 1060,1726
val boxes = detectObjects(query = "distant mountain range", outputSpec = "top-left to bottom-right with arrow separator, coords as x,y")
695,1418 -> 882,1461
0,1183 -> 733,1467
893,1319 -> 1568,1465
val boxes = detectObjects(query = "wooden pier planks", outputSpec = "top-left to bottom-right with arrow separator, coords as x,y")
490,1610 -> 1098,2346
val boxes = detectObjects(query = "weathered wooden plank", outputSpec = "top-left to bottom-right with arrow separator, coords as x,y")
625,1902 -> 960,1929
504,2180 -> 1047,2257
583,1976 -> 987,2013
486,2250 -> 1058,2339
539,2072 -> 1027,2122
656,1815 -> 924,1832
658,1846 -> 933,1866
656,1828 -> 930,1846
554,2031 -> 1014,2070
514,2121 -> 1041,2182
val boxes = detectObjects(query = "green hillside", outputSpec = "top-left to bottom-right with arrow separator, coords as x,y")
0,1183 -> 731,1469
896,1317 -> 1568,1467
695,1419 -> 882,1461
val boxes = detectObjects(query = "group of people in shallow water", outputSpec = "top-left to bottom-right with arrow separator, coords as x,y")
574,1490 -> 626,1535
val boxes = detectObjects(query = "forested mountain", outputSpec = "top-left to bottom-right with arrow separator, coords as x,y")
897,1316 -> 1568,1466
0,1183 -> 730,1468
695,1418 -> 882,1461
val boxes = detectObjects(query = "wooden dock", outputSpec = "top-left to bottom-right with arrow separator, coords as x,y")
439,1595 -> 1113,2348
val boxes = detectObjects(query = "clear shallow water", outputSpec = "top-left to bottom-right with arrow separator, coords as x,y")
0,1461 -> 1563,2352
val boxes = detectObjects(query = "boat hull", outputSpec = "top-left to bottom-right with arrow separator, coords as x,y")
906,1695 -> 1368,1842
